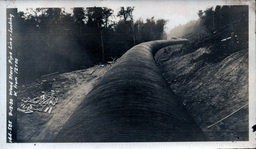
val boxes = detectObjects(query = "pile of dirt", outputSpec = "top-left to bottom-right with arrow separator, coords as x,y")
156,45 -> 248,141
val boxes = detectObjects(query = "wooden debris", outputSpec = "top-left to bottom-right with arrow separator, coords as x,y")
18,90 -> 58,114
89,68 -> 97,75
48,107 -> 52,113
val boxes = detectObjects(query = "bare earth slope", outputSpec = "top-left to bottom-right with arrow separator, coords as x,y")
156,45 -> 248,141
17,64 -> 113,142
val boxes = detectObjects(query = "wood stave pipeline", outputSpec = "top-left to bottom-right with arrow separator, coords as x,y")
55,40 -> 208,142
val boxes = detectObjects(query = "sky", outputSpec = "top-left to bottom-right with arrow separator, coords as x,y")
105,1 -> 222,32
17,0 -> 249,32
65,0 -> 224,32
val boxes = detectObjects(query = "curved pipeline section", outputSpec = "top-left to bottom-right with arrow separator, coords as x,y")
55,40 -> 207,142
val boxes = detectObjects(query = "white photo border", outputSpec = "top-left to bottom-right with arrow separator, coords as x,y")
0,0 -> 255,148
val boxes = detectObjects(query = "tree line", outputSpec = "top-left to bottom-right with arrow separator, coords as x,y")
197,5 -> 248,54
198,5 -> 248,34
168,5 -> 248,64
14,7 -> 167,84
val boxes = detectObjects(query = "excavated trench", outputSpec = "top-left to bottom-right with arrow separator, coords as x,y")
55,40 -> 208,142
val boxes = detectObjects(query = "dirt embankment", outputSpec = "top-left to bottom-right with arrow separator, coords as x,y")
156,44 -> 248,141
17,64 -> 113,142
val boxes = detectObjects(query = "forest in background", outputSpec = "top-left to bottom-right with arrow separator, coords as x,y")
14,7 -> 167,84
13,5 -> 248,85
168,5 -> 248,54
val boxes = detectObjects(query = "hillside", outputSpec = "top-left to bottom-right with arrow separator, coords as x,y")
158,5 -> 248,141
17,63 -> 114,142
156,44 -> 248,141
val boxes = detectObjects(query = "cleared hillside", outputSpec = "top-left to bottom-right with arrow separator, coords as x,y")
156,44 -> 248,141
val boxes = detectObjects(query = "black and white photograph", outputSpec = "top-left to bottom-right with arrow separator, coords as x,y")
1,0 -> 256,148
